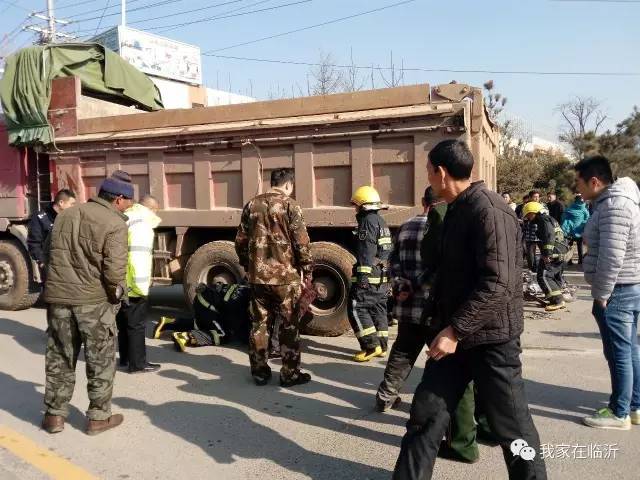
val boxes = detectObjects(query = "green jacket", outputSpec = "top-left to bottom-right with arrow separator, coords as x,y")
44,197 -> 128,305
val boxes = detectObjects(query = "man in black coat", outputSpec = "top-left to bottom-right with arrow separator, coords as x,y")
546,191 -> 565,224
27,189 -> 76,276
393,140 -> 547,480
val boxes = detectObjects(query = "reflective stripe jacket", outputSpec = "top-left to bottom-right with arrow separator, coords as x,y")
353,210 -> 392,283
531,212 -> 568,259
125,204 -> 161,298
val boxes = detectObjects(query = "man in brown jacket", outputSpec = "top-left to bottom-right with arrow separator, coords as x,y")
235,168 -> 313,387
42,171 -> 133,436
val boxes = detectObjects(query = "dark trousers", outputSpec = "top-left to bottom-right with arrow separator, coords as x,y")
378,322 -> 479,462
525,242 -> 539,272
393,338 -> 546,480
348,284 -> 390,351
536,259 -> 565,304
568,237 -> 584,264
116,298 -> 148,371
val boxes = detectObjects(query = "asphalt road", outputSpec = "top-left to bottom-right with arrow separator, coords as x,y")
1,269 -> 639,480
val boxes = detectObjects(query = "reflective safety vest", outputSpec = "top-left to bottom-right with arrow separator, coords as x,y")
125,204 -> 161,298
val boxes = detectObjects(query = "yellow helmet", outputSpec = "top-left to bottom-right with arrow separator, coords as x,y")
351,185 -> 382,210
522,201 -> 544,218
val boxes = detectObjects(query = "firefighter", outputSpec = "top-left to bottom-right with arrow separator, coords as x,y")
522,201 -> 569,312
348,185 -> 393,362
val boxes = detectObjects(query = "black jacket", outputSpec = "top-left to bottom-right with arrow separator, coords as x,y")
353,210 -> 392,282
531,213 -> 568,259
433,182 -> 524,349
27,205 -> 57,263
547,200 -> 565,224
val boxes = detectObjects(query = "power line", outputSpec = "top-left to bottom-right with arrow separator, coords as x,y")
151,0 -> 305,33
204,0 -> 418,53
0,0 -> 32,13
74,0 -> 306,35
69,0 -> 178,20
127,0 -> 247,27
205,53 -> 640,77
93,0 -> 112,36
55,0 -> 104,10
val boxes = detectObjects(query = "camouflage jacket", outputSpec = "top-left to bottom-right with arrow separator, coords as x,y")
235,188 -> 313,285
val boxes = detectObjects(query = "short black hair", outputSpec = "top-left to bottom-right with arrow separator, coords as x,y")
423,186 -> 438,205
98,189 -> 119,203
54,188 -> 75,204
574,155 -> 614,185
271,168 -> 295,187
428,140 -> 474,180
529,190 -> 540,197
502,192 -> 511,197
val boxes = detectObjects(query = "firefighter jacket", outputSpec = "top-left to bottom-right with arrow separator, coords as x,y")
352,210 -> 392,284
27,205 -> 57,263
532,212 -> 568,260
125,203 -> 161,298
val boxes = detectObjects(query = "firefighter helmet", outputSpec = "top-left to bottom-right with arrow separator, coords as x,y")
522,201 -> 544,218
351,186 -> 383,210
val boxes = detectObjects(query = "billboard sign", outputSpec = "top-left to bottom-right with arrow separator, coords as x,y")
92,26 -> 202,85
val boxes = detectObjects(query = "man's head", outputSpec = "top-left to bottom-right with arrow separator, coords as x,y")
547,192 -> 556,203
271,168 -> 295,197
422,186 -> 439,211
501,192 -> 512,204
573,155 -> 614,201
140,194 -> 159,213
98,170 -> 134,213
53,189 -> 76,212
426,140 -> 474,202
522,201 -> 544,222
522,194 -> 530,204
351,185 -> 382,212
529,190 -> 540,203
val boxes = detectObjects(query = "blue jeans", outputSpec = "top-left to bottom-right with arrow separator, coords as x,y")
592,284 -> 640,418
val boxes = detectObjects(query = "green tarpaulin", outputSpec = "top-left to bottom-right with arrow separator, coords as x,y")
0,43 -> 164,147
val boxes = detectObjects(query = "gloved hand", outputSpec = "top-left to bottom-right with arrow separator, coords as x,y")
357,276 -> 370,289
542,255 -> 552,265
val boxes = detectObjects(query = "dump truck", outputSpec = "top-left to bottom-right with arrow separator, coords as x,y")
0,77 -> 498,336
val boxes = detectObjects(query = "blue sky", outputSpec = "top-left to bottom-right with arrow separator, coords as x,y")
2,0 -> 638,141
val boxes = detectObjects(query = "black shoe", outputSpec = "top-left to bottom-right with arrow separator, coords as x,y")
252,370 -> 272,386
438,442 -> 479,464
129,363 -> 161,374
280,372 -> 312,388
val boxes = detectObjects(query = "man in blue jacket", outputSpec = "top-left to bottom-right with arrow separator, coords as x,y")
575,156 -> 640,430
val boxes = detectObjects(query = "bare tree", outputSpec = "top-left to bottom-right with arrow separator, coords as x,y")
556,96 -> 607,158
341,47 -> 366,92
309,52 -> 343,96
378,51 -> 405,88
483,80 -> 507,120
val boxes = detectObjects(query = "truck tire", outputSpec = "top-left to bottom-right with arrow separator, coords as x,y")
0,240 -> 39,311
301,242 -> 354,337
183,241 -> 244,309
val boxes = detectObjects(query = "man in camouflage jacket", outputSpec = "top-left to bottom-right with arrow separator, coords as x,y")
235,168 -> 313,387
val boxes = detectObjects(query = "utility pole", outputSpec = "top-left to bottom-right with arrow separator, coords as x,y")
24,0 -> 75,44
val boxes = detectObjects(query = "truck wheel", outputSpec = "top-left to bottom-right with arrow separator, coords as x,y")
183,241 -> 244,309
0,240 -> 40,311
301,242 -> 354,337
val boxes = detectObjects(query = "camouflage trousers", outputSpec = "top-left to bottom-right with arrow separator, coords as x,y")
249,283 -> 302,381
44,302 -> 118,421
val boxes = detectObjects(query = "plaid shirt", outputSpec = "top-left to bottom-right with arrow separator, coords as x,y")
389,214 -> 429,324
523,221 -> 540,243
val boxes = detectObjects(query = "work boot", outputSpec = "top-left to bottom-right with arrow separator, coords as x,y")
375,396 -> 401,412
41,414 -> 64,434
280,371 -> 312,388
252,369 -> 272,386
154,316 -> 173,339
172,332 -> 189,352
353,346 -> 383,362
545,300 -> 566,312
86,414 -> 124,436
129,363 -> 161,374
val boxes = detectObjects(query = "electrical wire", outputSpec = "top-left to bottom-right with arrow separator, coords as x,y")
205,53 -> 640,77
93,0 -> 112,36
69,0 -> 180,21
203,0 -> 418,53
129,0 -> 247,26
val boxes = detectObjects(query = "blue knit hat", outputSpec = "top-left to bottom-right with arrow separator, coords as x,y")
100,170 -> 134,199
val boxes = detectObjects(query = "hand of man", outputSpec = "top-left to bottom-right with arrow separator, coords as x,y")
542,255 -> 552,265
427,326 -> 459,361
357,277 -> 370,289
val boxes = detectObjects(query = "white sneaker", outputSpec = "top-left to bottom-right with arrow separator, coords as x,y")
631,409 -> 640,425
583,408 -> 631,430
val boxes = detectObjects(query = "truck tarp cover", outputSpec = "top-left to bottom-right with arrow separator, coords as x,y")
0,43 -> 163,147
